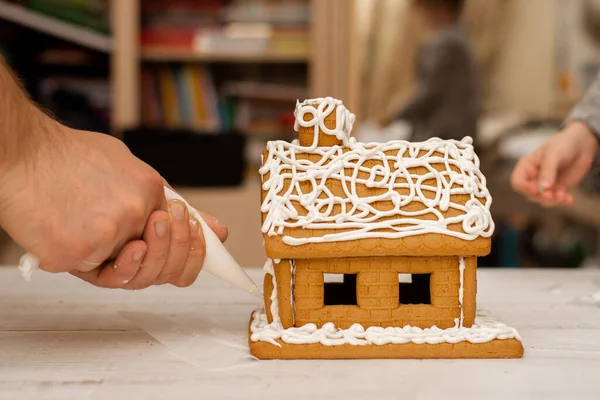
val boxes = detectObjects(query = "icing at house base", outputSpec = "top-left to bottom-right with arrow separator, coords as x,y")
250,309 -> 522,348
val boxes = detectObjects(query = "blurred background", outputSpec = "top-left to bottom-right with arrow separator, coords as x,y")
1,0 -> 600,269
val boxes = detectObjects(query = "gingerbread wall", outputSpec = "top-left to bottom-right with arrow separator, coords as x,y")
291,256 -> 476,330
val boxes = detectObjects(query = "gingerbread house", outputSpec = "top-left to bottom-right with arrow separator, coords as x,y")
249,97 -> 524,359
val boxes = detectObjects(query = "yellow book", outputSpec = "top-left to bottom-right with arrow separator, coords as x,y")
159,68 -> 180,127
189,66 -> 206,129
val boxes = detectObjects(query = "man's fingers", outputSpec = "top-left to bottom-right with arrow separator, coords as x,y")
70,240 -> 146,288
124,211 -> 170,290
159,180 -> 227,243
156,200 -> 191,285
172,219 -> 206,288
198,211 -> 228,243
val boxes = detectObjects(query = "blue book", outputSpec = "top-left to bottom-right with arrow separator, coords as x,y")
174,67 -> 192,126
219,99 -> 232,132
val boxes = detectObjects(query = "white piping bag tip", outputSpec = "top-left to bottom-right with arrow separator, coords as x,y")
164,187 -> 261,298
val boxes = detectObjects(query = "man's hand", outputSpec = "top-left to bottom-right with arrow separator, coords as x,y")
72,206 -> 227,289
511,121 -> 598,206
0,121 -> 227,289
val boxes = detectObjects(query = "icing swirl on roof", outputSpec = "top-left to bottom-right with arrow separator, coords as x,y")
260,136 -> 494,245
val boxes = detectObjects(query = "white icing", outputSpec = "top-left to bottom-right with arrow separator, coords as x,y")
458,256 -> 465,328
260,133 -> 494,246
293,97 -> 356,147
250,310 -> 521,347
263,260 -> 281,329
290,259 -> 296,325
18,253 -> 39,282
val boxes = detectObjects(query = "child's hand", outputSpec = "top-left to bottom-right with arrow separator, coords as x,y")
511,121 -> 598,206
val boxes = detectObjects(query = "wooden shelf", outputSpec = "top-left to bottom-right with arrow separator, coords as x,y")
0,0 -> 111,53
141,48 -> 310,63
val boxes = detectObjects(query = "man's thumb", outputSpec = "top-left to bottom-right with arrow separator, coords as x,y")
538,148 -> 560,189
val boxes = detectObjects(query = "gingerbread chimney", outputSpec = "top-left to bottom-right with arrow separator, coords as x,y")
295,98 -> 355,147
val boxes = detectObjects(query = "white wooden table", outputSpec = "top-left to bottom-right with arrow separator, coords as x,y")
1,267 -> 600,400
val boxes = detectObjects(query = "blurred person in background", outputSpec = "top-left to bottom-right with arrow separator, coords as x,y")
0,58 -> 227,290
383,0 -> 481,143
511,76 -> 600,207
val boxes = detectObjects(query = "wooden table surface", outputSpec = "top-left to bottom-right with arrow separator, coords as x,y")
1,266 -> 600,400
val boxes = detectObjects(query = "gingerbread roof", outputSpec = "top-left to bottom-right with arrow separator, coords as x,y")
259,98 -> 493,259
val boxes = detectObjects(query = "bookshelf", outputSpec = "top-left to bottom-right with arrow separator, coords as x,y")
110,0 -> 355,133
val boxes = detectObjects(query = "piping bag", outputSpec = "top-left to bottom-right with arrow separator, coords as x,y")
19,186 -> 262,299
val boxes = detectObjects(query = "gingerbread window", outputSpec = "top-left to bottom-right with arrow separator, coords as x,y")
323,273 -> 357,306
398,274 -> 432,305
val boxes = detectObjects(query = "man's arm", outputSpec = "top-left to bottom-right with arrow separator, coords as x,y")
0,59 -> 49,182
0,58 -> 35,157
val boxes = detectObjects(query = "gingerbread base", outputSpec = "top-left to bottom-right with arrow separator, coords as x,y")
248,315 -> 524,360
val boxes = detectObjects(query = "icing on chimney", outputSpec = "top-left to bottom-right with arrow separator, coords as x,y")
294,97 -> 356,148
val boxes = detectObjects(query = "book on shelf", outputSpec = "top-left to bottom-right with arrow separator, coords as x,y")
141,66 -> 301,140
225,0 -> 310,27
140,0 -> 310,56
174,68 -> 192,124
158,68 -> 180,127
141,66 -> 221,131
141,69 -> 162,125
141,0 -> 226,49
199,68 -> 221,130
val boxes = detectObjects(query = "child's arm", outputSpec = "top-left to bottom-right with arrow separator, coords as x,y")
511,76 -> 600,206
565,77 -> 600,139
